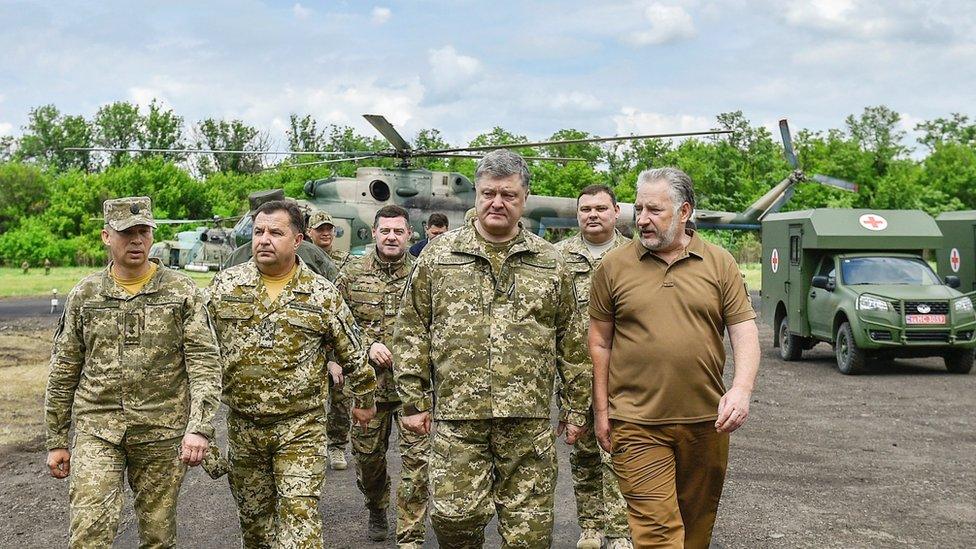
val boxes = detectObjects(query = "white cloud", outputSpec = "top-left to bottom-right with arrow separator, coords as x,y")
773,0 -> 960,42
627,3 -> 696,46
293,3 -> 311,20
613,108 -> 712,135
371,7 -> 391,25
426,46 -> 483,102
549,92 -> 603,112
0,122 -> 12,135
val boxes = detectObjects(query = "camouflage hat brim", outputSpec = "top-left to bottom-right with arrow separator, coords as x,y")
309,220 -> 336,229
108,216 -> 157,231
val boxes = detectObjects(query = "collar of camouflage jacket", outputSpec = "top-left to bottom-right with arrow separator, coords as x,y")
238,256 -> 319,310
362,247 -> 413,276
564,230 -> 631,264
99,258 -> 164,300
448,222 -> 543,260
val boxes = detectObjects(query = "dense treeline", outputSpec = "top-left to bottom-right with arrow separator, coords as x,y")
1,101 -> 975,266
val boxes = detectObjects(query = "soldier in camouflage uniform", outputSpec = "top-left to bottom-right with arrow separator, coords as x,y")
223,189 -> 338,281
208,200 -> 376,548
554,185 -> 633,549
337,205 -> 429,547
394,150 -> 591,548
308,209 -> 354,472
45,196 -> 222,548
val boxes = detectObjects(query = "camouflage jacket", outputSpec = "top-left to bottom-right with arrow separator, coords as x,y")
337,249 -> 414,403
224,240 -> 339,282
328,248 -> 353,272
45,260 -> 221,449
208,258 -> 375,420
554,231 -> 631,316
393,223 -> 591,426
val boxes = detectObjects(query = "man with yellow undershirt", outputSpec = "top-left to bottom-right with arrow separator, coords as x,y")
208,199 -> 377,548
45,196 -> 222,547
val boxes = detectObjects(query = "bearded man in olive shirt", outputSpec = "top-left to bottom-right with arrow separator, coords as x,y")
588,167 -> 760,549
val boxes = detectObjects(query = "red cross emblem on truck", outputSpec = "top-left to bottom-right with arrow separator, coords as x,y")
858,213 -> 888,231
770,248 -> 779,273
950,248 -> 961,273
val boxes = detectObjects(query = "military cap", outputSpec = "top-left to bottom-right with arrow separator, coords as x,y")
247,189 -> 286,213
308,210 -> 336,229
103,196 -> 157,231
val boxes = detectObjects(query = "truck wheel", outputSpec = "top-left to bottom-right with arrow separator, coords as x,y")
779,316 -> 803,361
944,350 -> 974,374
835,322 -> 867,375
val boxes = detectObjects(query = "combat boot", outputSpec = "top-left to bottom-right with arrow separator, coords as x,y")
367,507 -> 388,541
329,447 -> 347,470
577,528 -> 603,549
606,537 -> 634,549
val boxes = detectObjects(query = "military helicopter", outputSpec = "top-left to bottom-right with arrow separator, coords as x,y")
148,216 -> 241,271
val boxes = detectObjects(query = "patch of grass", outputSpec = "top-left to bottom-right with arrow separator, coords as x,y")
0,333 -> 50,447
0,267 -> 215,298
740,262 -> 761,293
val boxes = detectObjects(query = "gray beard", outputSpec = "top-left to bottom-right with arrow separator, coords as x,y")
639,216 -> 680,251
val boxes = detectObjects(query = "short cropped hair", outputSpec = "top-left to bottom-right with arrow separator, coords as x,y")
427,213 -> 449,228
253,200 -> 305,234
475,149 -> 530,190
577,184 -> 617,206
636,167 -> 696,210
374,205 -> 410,227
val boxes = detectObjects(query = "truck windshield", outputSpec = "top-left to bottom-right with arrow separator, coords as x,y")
840,257 -> 941,286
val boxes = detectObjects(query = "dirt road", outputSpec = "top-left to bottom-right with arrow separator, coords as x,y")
1,299 -> 974,548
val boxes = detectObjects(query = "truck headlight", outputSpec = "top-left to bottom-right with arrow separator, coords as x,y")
954,297 -> 973,312
858,294 -> 890,311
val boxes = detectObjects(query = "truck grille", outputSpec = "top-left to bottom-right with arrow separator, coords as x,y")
904,331 -> 951,342
893,301 -> 949,315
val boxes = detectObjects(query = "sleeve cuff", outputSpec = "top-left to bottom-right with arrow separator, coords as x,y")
588,308 -> 612,322
47,434 -> 69,450
186,422 -> 215,441
726,310 -> 757,325
353,393 -> 376,410
401,396 -> 433,416
559,410 -> 588,427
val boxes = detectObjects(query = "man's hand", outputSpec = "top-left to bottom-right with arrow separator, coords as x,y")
368,342 -> 394,369
401,411 -> 431,435
352,405 -> 377,431
556,421 -> 586,445
47,448 -> 71,479
327,360 -> 344,389
180,433 -> 209,466
594,408 -> 612,453
715,385 -> 752,433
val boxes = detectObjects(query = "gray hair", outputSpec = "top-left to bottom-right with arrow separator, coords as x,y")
636,167 -> 696,211
475,149 -> 531,190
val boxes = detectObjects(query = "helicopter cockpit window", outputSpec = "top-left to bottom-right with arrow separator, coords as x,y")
369,180 -> 391,202
334,226 -> 344,237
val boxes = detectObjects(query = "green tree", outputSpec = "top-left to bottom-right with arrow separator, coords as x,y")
0,162 -> 49,232
140,99 -> 186,162
17,104 -> 94,172
94,101 -> 143,167
845,105 -> 907,176
915,113 -> 976,151
194,118 -> 269,175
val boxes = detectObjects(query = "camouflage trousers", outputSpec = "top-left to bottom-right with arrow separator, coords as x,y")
326,382 -> 352,451
351,403 -> 430,546
227,409 -> 327,549
430,418 -> 556,549
570,415 -> 630,539
68,431 -> 186,549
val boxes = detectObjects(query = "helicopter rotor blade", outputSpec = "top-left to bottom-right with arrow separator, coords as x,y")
778,119 -> 799,169
261,154 -> 380,171
423,153 -> 586,163
425,129 -> 733,155
363,114 -> 412,153
65,147 -> 369,156
811,174 -> 859,193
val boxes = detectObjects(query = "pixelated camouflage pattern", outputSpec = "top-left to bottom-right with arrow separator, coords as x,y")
337,248 -> 414,403
393,222 -> 591,425
102,196 -> 157,231
327,247 -> 353,272
308,209 -> 336,229
207,258 -> 376,417
429,418 -> 556,548
326,382 -> 351,450
46,259 -> 222,449
227,409 -> 327,549
350,406 -> 429,545
555,231 -> 632,539
223,240 -> 339,282
69,432 -> 186,548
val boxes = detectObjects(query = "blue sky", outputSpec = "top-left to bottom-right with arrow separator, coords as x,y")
1,0 -> 974,149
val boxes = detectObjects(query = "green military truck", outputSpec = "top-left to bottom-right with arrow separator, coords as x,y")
935,211 -> 976,293
761,209 -> 976,375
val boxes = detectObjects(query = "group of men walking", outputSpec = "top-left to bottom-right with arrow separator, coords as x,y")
45,149 -> 759,548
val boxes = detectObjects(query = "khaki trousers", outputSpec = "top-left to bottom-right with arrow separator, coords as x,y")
609,420 -> 728,549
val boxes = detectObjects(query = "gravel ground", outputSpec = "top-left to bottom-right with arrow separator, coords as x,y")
1,297 -> 974,548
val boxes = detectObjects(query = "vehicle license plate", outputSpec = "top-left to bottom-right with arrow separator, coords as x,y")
906,314 -> 946,324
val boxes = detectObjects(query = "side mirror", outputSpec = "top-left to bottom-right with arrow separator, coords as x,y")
945,275 -> 961,289
812,275 -> 833,291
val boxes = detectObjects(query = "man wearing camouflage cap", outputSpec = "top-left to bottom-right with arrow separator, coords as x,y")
45,196 -> 222,547
223,189 -> 339,281
208,199 -> 377,548
308,208 -> 355,472
394,150 -> 591,547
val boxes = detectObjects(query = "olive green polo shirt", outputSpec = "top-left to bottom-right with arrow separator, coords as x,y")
589,231 -> 755,426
